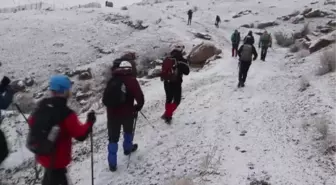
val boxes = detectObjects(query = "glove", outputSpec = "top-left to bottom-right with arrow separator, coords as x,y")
0,76 -> 10,88
86,110 -> 96,123
134,104 -> 142,112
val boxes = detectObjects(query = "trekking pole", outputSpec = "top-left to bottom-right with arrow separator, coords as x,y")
127,112 -> 138,169
139,111 -> 157,131
90,133 -> 94,185
14,103 -> 41,183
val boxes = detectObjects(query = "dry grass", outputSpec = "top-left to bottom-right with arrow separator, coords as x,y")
317,46 -> 336,75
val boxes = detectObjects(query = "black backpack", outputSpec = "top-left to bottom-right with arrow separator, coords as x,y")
102,77 -> 127,107
26,98 -> 71,155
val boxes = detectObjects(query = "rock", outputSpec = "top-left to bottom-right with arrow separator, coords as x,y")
301,8 -> 312,15
188,42 -> 222,66
147,66 -> 161,79
120,52 -> 136,61
224,19 -> 230,22
282,16 -> 291,21
24,77 -> 34,87
232,10 -> 252,18
77,68 -> 93,80
292,15 -> 304,24
324,0 -> 336,5
240,23 -> 254,28
53,43 -> 64,47
105,1 -> 113,7
75,91 -> 92,102
254,31 -> 263,36
305,9 -> 330,18
33,92 -> 43,99
288,10 -> 300,17
319,26 -> 334,34
327,20 -> 336,27
121,6 -> 128,10
122,20 -> 149,30
194,32 -> 212,40
256,21 -> 279,29
311,1 -> 318,4
309,30 -> 336,53
14,94 -> 36,113
11,80 -> 26,92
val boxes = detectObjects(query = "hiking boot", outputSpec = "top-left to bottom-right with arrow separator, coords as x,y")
241,83 -> 245,87
109,166 -> 117,172
124,144 -> 138,156
237,82 -> 242,88
165,116 -> 172,124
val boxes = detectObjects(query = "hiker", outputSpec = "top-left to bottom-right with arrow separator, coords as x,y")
231,30 -> 241,57
160,48 -> 190,124
258,30 -> 272,61
187,9 -> 193,25
0,76 -> 15,166
215,15 -> 221,28
102,60 -> 144,172
237,36 -> 258,88
243,30 -> 255,45
105,1 -> 113,7
27,75 -> 96,185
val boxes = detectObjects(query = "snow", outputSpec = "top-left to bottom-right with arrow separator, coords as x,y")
0,0 -> 335,185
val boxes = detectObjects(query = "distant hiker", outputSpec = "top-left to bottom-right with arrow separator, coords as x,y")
231,30 -> 241,57
27,75 -> 96,185
258,30 -> 272,61
105,1 -> 113,7
160,48 -> 190,124
215,15 -> 221,28
102,60 -> 144,172
187,9 -> 193,25
243,30 -> 255,45
0,76 -> 15,166
237,37 -> 258,88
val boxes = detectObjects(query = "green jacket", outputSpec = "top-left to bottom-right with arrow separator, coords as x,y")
259,33 -> 272,48
231,32 -> 240,44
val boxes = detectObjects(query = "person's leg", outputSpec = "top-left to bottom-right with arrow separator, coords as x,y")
241,61 -> 252,84
238,61 -> 244,86
260,47 -> 265,60
122,116 -> 137,155
107,115 -> 122,170
42,168 -> 68,185
163,81 -> 173,117
232,44 -> 235,57
235,45 -> 239,57
0,129 -> 8,166
264,47 -> 268,61
169,83 -> 182,117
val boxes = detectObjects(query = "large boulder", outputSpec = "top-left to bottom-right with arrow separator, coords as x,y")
147,66 -> 162,79
304,9 -> 330,18
194,32 -> 212,40
188,42 -> 222,66
309,30 -> 336,53
257,21 -> 279,29
292,15 -> 304,24
301,8 -> 312,15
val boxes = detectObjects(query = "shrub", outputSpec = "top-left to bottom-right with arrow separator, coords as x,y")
274,31 -> 295,47
316,46 -> 336,75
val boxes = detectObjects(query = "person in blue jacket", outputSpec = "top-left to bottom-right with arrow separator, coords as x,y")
0,76 -> 16,166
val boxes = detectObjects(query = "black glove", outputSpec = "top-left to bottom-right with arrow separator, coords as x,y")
86,110 -> 96,123
134,104 -> 142,112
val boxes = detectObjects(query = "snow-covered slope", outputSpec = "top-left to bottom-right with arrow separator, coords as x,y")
0,0 -> 335,185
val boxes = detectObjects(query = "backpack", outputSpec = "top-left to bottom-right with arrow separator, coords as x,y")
102,77 -> 127,107
26,100 -> 71,155
240,44 -> 253,61
260,34 -> 271,46
161,57 -> 178,81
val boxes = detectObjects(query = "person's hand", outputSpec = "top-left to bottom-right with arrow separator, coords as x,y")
1,76 -> 11,88
86,110 -> 96,123
134,104 -> 142,112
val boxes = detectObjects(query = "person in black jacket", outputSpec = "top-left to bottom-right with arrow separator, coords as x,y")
187,9 -> 193,25
0,76 -> 16,166
243,30 -> 255,45
215,15 -> 221,28
161,49 -> 190,124
237,37 -> 258,88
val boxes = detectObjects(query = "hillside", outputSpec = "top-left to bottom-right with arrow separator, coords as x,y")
0,0 -> 335,185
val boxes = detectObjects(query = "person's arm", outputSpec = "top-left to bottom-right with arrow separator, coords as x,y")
126,77 -> 144,111
269,35 -> 272,47
237,45 -> 244,58
252,46 -> 258,60
0,90 -> 14,110
177,61 -> 190,75
64,113 -> 93,141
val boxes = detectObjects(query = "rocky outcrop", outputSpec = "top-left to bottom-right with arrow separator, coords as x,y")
188,42 -> 222,66
292,15 -> 304,24
309,30 -> 336,53
304,9 -> 331,18
257,21 -> 279,29
232,10 -> 252,18
147,66 -> 162,79
194,32 -> 212,40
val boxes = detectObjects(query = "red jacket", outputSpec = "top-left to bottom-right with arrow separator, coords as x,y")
106,68 -> 144,117
28,98 -> 93,169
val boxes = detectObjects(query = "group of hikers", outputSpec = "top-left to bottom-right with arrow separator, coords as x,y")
187,9 -> 221,28
231,29 -> 272,87
0,46 -> 190,184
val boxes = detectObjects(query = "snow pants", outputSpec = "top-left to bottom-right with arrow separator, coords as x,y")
232,44 -> 239,57
0,129 -> 8,166
261,46 -> 268,61
42,168 -> 68,185
238,60 -> 252,84
163,81 -> 182,118
188,17 -> 192,25
107,115 -> 135,167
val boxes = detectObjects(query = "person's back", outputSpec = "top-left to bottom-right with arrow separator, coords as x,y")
259,32 -> 271,47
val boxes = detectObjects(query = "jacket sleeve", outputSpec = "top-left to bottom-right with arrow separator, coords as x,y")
237,45 -> 244,58
126,77 -> 144,110
63,113 -> 93,142
258,37 -> 261,48
0,90 -> 14,110
252,46 -> 258,60
178,61 -> 190,76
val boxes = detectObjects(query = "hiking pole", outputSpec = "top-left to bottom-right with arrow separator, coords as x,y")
14,103 -> 41,183
127,112 -> 138,169
90,132 -> 94,185
139,111 -> 157,131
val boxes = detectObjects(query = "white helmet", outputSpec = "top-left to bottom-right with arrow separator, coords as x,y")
119,61 -> 132,68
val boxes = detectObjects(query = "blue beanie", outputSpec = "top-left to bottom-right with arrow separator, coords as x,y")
49,75 -> 72,93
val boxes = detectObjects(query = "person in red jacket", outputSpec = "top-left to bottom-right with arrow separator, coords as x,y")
102,60 -> 144,172
28,75 -> 96,185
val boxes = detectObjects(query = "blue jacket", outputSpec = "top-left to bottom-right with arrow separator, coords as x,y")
0,90 -> 14,124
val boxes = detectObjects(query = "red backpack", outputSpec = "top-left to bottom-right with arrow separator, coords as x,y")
161,57 -> 177,81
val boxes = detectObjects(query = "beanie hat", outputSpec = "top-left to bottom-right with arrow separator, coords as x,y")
49,75 -> 72,93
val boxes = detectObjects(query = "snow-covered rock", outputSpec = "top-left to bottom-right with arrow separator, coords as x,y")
309,30 -> 336,53
304,9 -> 331,18
188,42 -> 222,66
147,66 -> 161,79
257,21 -> 279,29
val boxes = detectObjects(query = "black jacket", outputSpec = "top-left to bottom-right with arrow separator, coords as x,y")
171,54 -> 190,83
238,44 -> 258,62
